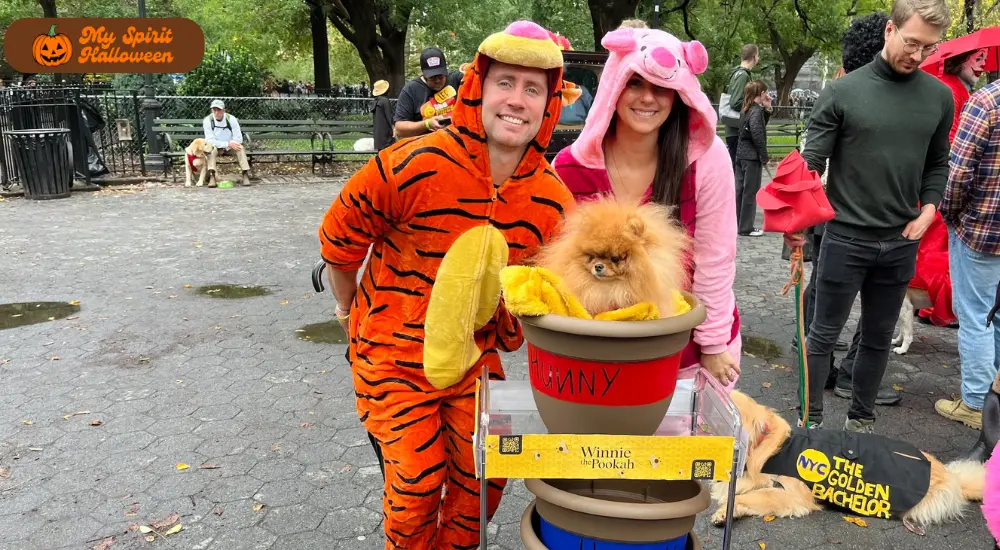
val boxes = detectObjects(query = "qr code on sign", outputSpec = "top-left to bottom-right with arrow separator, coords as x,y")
692,460 -> 715,480
498,435 -> 522,455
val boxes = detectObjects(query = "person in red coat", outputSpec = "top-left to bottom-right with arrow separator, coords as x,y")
915,48 -> 987,327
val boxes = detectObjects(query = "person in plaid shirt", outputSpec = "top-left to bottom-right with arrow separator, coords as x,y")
937,78 -> 1000,430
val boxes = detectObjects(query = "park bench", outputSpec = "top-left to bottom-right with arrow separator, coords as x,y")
152,118 -> 376,181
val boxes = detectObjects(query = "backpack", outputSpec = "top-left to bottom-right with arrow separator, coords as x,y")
206,113 -> 232,133
718,67 -> 749,126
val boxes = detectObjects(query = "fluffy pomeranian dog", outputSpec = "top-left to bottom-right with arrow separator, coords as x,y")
534,197 -> 691,317
710,390 -> 985,534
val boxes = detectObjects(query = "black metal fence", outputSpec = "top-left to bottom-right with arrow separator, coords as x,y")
0,86 -> 145,189
156,96 -> 394,121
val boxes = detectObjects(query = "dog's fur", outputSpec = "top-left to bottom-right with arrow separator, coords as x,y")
534,197 -> 691,317
184,138 -> 215,187
711,391 -> 985,531
891,288 -> 933,355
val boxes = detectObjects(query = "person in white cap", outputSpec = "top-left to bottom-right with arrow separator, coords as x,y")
203,99 -> 251,187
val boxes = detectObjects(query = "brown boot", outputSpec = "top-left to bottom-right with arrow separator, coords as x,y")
207,169 -> 217,188
241,170 -> 251,187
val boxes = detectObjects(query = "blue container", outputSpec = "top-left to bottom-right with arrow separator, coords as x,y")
537,514 -> 689,550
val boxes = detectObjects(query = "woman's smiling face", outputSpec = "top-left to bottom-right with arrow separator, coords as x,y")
614,74 -> 675,136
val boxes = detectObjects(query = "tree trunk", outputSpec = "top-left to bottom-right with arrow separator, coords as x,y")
774,48 -> 813,106
38,0 -> 57,17
307,0 -> 332,94
327,0 -> 411,97
588,0 -> 641,51
965,0 -> 977,33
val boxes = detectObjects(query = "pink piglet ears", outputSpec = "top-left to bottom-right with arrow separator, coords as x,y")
682,41 -> 709,75
602,28 -> 637,53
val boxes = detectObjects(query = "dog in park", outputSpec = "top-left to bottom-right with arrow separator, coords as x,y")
534,197 -> 691,317
890,288 -> 932,355
184,138 -> 215,187
710,390 -> 985,534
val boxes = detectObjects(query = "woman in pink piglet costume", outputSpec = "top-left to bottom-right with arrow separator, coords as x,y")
553,27 -> 742,390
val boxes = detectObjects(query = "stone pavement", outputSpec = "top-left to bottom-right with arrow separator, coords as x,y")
0,180 -> 991,550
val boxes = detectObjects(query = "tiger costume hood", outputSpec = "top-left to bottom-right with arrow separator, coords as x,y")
451,19 -> 576,180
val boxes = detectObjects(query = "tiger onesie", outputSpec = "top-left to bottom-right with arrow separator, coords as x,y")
318,21 -> 577,550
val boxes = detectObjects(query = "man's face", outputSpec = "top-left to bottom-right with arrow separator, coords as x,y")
884,16 -> 942,74
212,107 -> 224,120
423,73 -> 447,92
481,61 -> 549,154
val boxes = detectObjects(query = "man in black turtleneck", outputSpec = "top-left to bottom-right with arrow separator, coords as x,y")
789,0 -> 953,433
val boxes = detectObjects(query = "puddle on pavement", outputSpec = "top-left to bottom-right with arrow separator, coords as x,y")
0,301 -> 81,330
296,320 -> 347,344
742,335 -> 784,360
195,284 -> 272,299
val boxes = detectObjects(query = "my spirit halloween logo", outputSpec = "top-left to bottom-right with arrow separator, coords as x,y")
796,448 -> 891,519
5,18 -> 204,73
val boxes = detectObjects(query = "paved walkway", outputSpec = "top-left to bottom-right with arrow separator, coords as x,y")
0,180 -> 991,549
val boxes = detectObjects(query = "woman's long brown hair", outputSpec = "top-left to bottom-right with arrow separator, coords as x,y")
742,80 -> 768,112
605,86 -> 691,208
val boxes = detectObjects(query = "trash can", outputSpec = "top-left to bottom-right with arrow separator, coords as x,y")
3,128 -> 73,200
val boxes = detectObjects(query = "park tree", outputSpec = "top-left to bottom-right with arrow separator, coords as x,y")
327,0 -> 414,96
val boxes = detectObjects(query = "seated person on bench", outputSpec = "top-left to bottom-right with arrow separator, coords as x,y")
203,99 -> 251,187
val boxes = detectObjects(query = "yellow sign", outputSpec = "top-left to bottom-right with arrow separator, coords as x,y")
798,448 -> 891,519
484,433 -> 735,482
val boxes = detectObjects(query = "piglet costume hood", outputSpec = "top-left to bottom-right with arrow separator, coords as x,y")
571,27 -> 718,168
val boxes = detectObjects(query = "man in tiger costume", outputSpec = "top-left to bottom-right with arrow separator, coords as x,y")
318,20 -> 578,550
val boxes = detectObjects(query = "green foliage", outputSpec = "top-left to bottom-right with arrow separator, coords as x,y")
112,73 -> 178,95
179,45 -> 268,97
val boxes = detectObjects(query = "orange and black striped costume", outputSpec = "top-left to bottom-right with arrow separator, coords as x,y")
319,21 -> 576,550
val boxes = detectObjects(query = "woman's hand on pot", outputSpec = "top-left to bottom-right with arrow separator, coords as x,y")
701,351 -> 740,386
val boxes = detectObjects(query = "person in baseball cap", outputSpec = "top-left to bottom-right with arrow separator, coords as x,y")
393,47 -> 465,138
203,99 -> 251,186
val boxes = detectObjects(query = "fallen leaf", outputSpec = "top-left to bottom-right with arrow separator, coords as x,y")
138,526 -> 152,533
70,300 -> 80,306
49,356 -> 60,361
163,524 -> 183,535
199,463 -> 220,469
149,512 -> 180,530
340,464 -> 353,473
62,411 -> 91,420
89,419 -> 102,427
48,317 -> 55,321
213,507 -> 224,516
168,295 -> 177,299
21,419 -> 32,425
184,284 -> 192,288
252,502 -> 265,512
144,535 -> 155,542
125,503 -> 139,516
127,523 -> 141,532
176,463 -> 190,470
758,542 -> 766,550
192,242 -> 202,248
280,300 -> 289,306
176,380 -> 183,384
271,443 -> 281,452
762,382 -> 772,388
942,364 -> 949,369
0,467 -> 11,479
892,384 -> 904,391
843,516 -> 868,527
763,515 -> 776,522
92,536 -> 115,550
66,316 -> 79,320
28,447 -> 42,452
300,422 -> 314,428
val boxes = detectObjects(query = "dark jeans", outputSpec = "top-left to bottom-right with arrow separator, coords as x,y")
805,230 -> 918,422
726,135 -> 739,169
735,158 -> 763,234
803,230 -> 861,375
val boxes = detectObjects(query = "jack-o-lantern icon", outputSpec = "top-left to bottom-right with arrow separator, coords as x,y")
33,24 -> 72,67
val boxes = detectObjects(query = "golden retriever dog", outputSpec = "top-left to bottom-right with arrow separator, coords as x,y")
711,391 -> 985,534
184,138 -> 214,187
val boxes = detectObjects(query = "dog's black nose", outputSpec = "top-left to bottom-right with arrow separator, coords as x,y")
594,263 -> 604,273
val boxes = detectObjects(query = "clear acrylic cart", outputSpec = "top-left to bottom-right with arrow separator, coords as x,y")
474,367 -> 749,549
